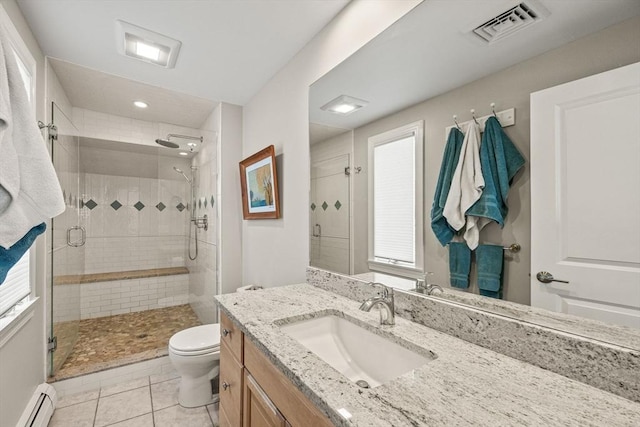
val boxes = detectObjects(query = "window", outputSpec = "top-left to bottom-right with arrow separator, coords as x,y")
368,121 -> 424,275
0,6 -> 38,322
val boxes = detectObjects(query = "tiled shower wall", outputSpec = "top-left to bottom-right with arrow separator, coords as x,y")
309,132 -> 352,275
82,174 -> 189,274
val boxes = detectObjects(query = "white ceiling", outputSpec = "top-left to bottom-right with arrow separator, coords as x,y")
17,0 -> 350,126
49,58 -> 216,129
309,0 -> 640,131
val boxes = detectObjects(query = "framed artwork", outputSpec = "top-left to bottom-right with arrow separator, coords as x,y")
239,145 -> 281,219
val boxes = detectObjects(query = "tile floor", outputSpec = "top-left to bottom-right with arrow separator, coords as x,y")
52,305 -> 201,381
49,371 -> 219,427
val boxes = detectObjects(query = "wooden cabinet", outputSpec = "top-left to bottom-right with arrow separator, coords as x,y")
219,312 -> 333,427
220,340 -> 243,427
243,371 -> 286,427
221,312 -> 244,361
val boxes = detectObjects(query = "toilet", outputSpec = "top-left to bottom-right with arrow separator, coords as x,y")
168,323 -> 221,408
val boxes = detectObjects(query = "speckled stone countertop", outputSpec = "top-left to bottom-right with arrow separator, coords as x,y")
215,284 -> 640,427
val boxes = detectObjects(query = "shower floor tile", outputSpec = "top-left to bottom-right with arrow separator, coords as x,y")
51,305 -> 201,381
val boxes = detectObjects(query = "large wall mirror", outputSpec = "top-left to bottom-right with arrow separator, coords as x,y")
308,0 -> 640,337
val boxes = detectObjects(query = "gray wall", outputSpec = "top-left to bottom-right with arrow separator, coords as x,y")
353,17 -> 640,305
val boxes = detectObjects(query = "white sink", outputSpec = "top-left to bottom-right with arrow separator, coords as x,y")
280,314 -> 434,388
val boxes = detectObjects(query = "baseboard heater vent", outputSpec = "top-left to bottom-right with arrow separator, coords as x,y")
17,383 -> 57,427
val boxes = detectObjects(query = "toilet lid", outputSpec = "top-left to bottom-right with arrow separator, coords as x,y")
169,324 -> 220,353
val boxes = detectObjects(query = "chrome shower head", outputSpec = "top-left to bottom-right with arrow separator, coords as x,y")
155,134 -> 203,150
173,166 -> 192,183
155,138 -> 179,149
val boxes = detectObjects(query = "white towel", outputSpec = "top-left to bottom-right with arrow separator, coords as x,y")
443,121 -> 484,248
0,25 -> 64,249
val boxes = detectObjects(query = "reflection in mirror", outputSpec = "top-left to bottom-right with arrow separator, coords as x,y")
309,0 -> 640,330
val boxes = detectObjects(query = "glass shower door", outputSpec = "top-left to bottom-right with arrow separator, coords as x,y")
309,154 -> 350,274
49,102 -> 84,377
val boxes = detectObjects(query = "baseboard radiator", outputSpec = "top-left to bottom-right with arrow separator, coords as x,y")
17,383 -> 57,427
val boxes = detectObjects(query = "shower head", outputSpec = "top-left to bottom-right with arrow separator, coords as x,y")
155,138 -> 179,149
173,166 -> 192,184
155,134 -> 203,150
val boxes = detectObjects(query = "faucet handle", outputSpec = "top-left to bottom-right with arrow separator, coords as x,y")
370,282 -> 391,298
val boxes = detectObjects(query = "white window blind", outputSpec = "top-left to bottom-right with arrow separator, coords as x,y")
0,253 -> 30,316
373,135 -> 415,263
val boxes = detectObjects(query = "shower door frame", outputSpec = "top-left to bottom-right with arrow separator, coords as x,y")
48,101 -> 83,377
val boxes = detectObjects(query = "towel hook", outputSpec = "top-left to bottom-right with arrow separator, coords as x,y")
490,103 -> 497,117
470,109 -> 479,125
453,115 -> 461,131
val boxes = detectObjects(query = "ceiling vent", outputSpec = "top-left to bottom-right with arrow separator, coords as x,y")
472,1 -> 550,44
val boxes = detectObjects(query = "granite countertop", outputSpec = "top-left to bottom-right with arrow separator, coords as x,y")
215,284 -> 640,427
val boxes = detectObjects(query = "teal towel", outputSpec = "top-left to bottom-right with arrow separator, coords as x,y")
466,116 -> 525,228
431,127 -> 464,246
0,222 -> 45,283
476,244 -> 503,299
449,242 -> 471,288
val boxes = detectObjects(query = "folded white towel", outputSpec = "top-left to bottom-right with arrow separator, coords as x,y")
0,25 -> 64,249
443,121 -> 484,248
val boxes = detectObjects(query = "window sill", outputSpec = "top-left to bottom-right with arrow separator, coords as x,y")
367,260 -> 423,279
0,297 -> 39,349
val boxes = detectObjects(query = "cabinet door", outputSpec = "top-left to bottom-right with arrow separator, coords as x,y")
220,341 -> 243,427
243,371 -> 286,427
221,312 -> 244,362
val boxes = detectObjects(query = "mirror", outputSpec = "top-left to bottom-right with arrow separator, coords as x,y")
309,0 -> 640,333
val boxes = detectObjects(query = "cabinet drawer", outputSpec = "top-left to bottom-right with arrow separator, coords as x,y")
244,337 -> 333,427
221,312 -> 244,363
220,340 -> 243,427
243,371 -> 286,427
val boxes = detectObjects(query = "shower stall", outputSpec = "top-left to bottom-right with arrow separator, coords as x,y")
47,102 -> 218,380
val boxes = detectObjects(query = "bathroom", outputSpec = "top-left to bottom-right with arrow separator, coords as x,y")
0,0 -> 639,426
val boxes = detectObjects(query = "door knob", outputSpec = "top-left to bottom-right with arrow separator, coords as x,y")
536,271 -> 569,284
222,329 -> 231,337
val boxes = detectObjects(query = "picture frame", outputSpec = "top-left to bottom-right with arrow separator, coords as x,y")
239,145 -> 281,219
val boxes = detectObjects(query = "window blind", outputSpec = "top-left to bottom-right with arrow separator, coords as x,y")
0,252 -> 30,316
373,135 -> 415,263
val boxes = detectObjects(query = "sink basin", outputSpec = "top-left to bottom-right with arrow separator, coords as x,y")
280,314 -> 434,388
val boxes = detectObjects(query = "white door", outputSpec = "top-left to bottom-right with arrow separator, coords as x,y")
530,62 -> 640,329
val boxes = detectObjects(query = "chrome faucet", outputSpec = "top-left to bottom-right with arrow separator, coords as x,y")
415,273 -> 444,295
359,282 -> 395,326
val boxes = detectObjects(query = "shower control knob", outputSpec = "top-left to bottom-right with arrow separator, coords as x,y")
222,382 -> 230,391
222,329 -> 231,337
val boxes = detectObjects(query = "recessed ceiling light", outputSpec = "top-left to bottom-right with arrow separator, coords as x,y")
178,151 -> 189,156
116,20 -> 181,68
321,95 -> 369,115
135,42 -> 160,61
133,101 -> 148,108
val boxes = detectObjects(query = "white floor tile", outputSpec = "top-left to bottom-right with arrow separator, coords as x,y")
150,378 -> 180,410
154,404 -> 213,427
150,369 -> 179,384
94,386 -> 152,427
49,400 -> 97,427
101,377 -> 149,397
206,402 -> 220,426
56,389 -> 100,408
103,412 -> 154,427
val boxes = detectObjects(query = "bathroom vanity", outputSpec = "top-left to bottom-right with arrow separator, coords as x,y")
215,277 -> 640,426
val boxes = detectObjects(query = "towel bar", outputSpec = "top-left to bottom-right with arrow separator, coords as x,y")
503,243 -> 521,253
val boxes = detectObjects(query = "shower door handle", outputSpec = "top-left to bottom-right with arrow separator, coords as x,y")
312,224 -> 321,237
67,226 -> 86,247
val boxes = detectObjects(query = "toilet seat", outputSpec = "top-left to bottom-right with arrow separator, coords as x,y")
169,324 -> 220,356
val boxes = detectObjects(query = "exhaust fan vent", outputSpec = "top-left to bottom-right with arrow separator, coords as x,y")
473,1 -> 549,43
